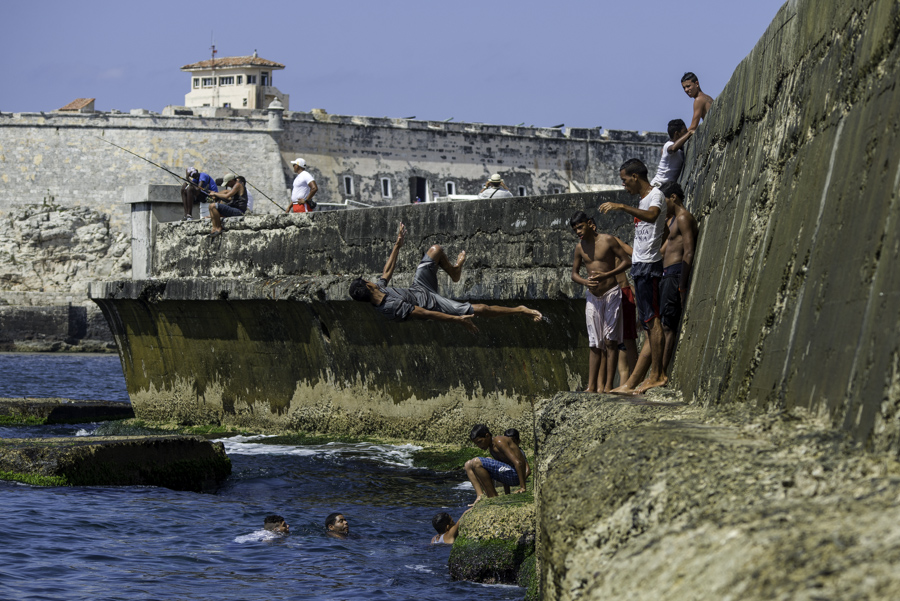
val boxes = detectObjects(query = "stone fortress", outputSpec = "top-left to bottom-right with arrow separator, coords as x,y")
0,53 -> 665,350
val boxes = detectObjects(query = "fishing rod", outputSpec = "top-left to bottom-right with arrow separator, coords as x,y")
226,166 -> 286,211
94,136 -> 214,198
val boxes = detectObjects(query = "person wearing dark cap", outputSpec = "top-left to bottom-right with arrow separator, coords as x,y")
181,167 -> 217,221
478,174 -> 513,199
207,173 -> 247,237
287,157 -> 318,213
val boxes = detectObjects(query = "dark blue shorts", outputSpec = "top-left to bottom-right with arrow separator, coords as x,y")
479,457 -> 520,486
213,203 -> 244,218
631,260 -> 663,330
660,262 -> 684,331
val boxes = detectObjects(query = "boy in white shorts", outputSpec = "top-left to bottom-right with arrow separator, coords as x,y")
569,211 -> 633,392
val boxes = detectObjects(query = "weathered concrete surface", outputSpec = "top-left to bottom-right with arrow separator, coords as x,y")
676,0 -> 900,451
449,491 -> 536,595
0,398 -> 134,424
90,192 -> 636,443
535,392 -> 900,601
0,435 -> 231,491
0,305 -> 115,351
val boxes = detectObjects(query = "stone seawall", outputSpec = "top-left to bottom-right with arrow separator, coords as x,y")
674,0 -> 900,451
90,192 -> 634,443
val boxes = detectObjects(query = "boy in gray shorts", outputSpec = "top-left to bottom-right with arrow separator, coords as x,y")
349,223 -> 543,334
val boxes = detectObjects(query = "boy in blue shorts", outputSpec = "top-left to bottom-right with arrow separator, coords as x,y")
463,424 -> 529,505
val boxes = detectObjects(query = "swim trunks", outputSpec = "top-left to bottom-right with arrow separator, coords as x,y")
631,260 -> 663,330
375,255 -> 474,321
585,285 -> 622,347
479,457 -> 520,487
660,262 -> 684,331
620,285 -> 637,340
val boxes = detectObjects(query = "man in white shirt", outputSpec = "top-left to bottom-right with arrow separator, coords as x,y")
649,119 -> 689,187
477,174 -> 514,199
287,157 -> 318,213
599,158 -> 668,394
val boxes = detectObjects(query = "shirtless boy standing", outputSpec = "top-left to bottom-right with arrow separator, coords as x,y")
463,424 -> 529,505
658,182 -> 698,374
569,211 -> 632,392
681,72 -> 713,134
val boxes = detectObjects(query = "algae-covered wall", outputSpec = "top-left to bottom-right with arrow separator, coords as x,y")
676,0 -> 900,451
91,192 -> 636,442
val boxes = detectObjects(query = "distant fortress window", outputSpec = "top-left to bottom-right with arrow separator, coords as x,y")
518,186 -> 527,196
201,77 -> 215,87
247,75 -> 257,84
551,187 -> 563,194
262,72 -> 269,86
193,78 -> 200,89
381,178 -> 392,199
236,75 -> 243,85
219,76 -> 235,86
242,98 -> 248,107
344,176 -> 354,196
445,181 -> 456,195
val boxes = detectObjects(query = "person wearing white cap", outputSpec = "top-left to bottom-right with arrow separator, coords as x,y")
287,158 -> 318,213
477,174 -> 513,199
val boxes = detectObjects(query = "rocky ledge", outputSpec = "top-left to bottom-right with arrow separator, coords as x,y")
449,488 -> 537,599
0,397 -> 134,425
535,391 -> 900,601
0,435 -> 231,491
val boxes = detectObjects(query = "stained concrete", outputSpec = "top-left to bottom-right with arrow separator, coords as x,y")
675,0 -> 900,452
90,192 -> 637,443
0,435 -> 231,491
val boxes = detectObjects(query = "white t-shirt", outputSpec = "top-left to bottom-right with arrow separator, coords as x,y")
649,141 -> 684,187
291,170 -> 315,204
631,187 -> 667,264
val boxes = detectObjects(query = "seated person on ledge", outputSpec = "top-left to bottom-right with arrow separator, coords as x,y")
464,424 -> 529,505
207,172 -> 248,237
348,223 -> 543,334
263,514 -> 290,534
326,512 -> 349,538
431,508 -> 471,544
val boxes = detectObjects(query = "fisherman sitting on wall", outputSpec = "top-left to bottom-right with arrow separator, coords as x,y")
207,172 -> 248,237
181,167 -> 218,221
348,223 -> 543,334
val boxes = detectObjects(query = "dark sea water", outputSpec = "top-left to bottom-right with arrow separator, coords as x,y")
0,353 -> 518,601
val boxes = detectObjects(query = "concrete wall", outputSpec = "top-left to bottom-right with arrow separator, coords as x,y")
89,192 -> 636,441
673,0 -> 900,451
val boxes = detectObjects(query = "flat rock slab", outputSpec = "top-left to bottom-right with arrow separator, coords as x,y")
0,397 -> 134,424
0,435 -> 231,491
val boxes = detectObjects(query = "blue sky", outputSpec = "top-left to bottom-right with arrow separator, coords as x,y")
1,0 -> 786,132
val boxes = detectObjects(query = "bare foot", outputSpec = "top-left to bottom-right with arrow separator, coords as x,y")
583,387 -> 597,393
610,383 -> 636,394
468,495 -> 483,507
634,374 -> 669,395
520,307 -> 543,322
449,251 -> 467,282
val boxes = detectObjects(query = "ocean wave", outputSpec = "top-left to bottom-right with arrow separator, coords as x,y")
215,436 -> 422,467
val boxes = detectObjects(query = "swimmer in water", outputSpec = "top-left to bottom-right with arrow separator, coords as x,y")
348,223 -> 543,334
263,515 -> 290,534
325,512 -> 349,538
431,508 -> 471,544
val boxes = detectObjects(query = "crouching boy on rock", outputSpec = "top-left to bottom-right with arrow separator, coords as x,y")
464,424 -> 529,505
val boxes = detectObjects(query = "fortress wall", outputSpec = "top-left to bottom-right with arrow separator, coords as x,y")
672,0 -> 900,450
279,115 -> 665,205
89,192 -> 636,441
0,112 -> 285,232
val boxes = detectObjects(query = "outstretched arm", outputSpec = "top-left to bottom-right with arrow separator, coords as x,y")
409,306 -> 478,333
598,202 -> 660,224
381,223 -> 406,283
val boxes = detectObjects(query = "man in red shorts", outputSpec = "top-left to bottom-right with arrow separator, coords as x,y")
286,157 -> 317,213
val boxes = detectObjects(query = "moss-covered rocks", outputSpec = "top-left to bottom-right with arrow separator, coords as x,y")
0,435 -> 230,491
449,488 -> 536,595
0,397 -> 134,425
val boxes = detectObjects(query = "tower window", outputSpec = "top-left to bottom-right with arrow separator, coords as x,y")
236,75 -> 243,84
193,78 -> 199,88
